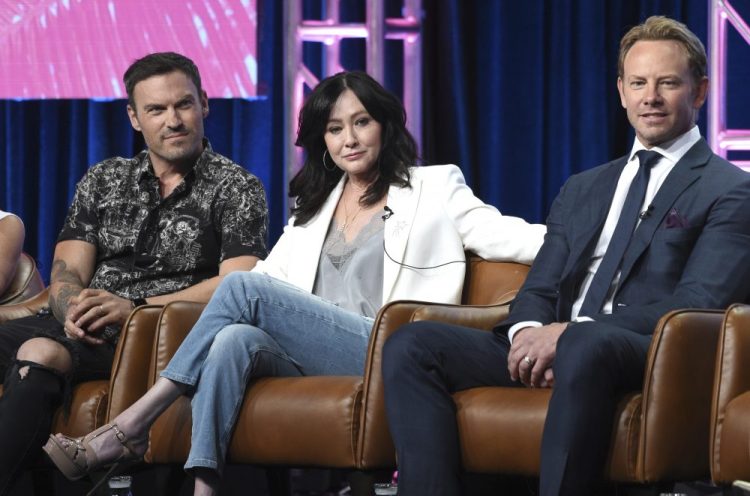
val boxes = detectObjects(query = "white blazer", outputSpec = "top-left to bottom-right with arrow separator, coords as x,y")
253,165 -> 545,306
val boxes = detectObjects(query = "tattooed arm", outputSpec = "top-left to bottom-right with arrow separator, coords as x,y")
49,240 -> 101,342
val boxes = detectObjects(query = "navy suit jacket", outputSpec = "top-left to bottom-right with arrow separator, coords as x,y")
497,138 -> 750,336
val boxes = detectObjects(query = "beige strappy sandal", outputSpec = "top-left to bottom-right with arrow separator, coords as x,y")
43,423 -> 142,494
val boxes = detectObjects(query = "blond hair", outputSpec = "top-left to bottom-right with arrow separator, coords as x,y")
618,16 -> 707,83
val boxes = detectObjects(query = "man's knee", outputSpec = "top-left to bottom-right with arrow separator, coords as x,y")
554,323 -> 634,385
15,338 -> 73,373
383,321 -> 442,379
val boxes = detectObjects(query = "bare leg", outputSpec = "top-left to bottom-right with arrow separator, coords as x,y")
193,468 -> 220,496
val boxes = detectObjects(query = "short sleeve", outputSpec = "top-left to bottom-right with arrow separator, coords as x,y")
57,168 -> 101,245
216,171 -> 269,261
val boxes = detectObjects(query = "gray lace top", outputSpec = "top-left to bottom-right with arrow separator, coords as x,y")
312,211 -> 385,318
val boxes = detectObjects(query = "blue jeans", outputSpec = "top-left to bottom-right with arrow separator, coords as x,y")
161,272 -> 374,473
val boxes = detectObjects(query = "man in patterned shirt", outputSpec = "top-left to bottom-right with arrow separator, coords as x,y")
0,52 -> 268,494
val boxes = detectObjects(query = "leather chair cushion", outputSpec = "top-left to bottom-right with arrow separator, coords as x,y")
454,387 -> 549,475
229,376 -> 363,467
149,375 -> 364,469
453,387 -> 644,481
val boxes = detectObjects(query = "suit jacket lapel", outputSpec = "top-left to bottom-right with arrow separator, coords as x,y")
618,139 -> 711,284
382,177 -> 422,302
562,159 -> 626,285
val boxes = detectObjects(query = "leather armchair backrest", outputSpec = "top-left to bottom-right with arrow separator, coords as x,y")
461,256 -> 529,305
635,309 -> 723,481
106,305 -> 164,420
0,288 -> 49,324
0,253 -> 45,305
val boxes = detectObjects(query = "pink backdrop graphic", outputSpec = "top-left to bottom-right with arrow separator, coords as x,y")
0,0 -> 258,99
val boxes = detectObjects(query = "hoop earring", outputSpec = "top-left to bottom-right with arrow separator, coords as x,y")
322,150 -> 336,171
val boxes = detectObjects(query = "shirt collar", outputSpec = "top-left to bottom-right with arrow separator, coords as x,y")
135,138 -> 213,182
627,126 -> 701,165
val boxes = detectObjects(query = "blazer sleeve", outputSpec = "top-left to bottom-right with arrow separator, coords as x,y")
494,177 -> 574,334
596,177 -> 750,334
437,165 -> 546,264
251,218 -> 296,282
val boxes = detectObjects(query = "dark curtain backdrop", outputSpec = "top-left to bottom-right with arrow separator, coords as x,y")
421,0 -> 720,222
2,0 -> 748,282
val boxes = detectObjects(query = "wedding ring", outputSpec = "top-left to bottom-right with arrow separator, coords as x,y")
98,305 -> 104,316
523,356 -> 534,366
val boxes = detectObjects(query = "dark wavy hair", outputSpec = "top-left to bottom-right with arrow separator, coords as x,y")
289,71 -> 418,226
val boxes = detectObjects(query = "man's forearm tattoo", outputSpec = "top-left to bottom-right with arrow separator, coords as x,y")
49,259 -> 85,324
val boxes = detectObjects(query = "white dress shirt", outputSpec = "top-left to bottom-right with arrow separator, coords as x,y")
508,126 -> 702,343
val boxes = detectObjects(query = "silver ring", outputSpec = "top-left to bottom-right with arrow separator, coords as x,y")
523,356 -> 534,366
98,305 -> 104,316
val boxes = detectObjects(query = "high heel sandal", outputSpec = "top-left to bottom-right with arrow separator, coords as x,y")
42,423 -> 143,492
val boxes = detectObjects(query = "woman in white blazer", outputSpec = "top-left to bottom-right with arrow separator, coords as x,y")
46,72 -> 545,495
0,210 -> 25,297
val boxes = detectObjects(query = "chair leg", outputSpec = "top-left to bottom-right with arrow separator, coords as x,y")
266,467 -> 292,496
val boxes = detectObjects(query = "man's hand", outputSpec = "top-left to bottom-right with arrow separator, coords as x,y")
62,302 -> 105,345
508,322 -> 568,388
65,289 -> 133,338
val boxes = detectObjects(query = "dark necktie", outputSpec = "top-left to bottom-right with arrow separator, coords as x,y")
579,150 -> 662,316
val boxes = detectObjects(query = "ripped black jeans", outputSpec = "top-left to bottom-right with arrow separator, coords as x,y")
0,312 -> 115,495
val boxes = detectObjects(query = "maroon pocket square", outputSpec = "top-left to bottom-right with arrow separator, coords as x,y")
664,208 -> 689,228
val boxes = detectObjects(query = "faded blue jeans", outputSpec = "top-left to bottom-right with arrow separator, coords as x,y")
160,271 -> 374,473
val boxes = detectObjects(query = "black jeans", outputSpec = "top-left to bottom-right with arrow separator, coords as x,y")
0,313 -> 115,495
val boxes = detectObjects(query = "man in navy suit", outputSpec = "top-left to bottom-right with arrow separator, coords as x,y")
382,16 -> 750,496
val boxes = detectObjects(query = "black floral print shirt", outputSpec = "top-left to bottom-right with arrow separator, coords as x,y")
58,141 -> 268,300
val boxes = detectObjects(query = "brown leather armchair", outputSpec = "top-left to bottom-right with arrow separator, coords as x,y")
452,308 -> 725,486
0,252 -> 45,306
106,258 -> 530,486
0,300 -> 162,495
710,303 -> 750,485
56,304 -> 165,437
0,295 -> 163,438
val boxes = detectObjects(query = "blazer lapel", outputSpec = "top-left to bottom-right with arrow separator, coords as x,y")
382,177 -> 422,302
618,140 -> 711,284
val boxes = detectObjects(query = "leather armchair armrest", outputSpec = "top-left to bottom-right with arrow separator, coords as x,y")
0,288 -> 49,324
637,308 -> 724,481
411,297 -> 515,331
54,380 -> 110,437
357,296 -> 514,467
712,391 -> 750,483
105,305 -> 164,420
710,303 -> 750,483
150,301 -> 206,378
